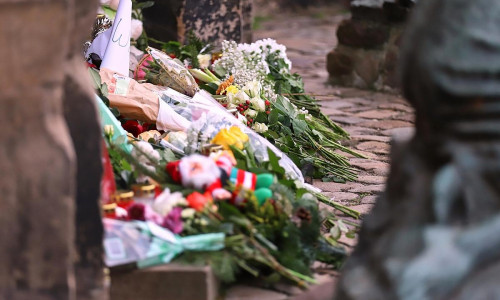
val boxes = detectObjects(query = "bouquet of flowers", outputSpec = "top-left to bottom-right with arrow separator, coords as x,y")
138,38 -> 364,182
101,124 -> 347,286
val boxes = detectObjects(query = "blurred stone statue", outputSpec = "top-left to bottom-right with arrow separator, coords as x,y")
335,0 -> 500,299
0,1 -> 104,299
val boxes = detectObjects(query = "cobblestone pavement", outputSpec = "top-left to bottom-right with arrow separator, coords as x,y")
254,4 -> 415,238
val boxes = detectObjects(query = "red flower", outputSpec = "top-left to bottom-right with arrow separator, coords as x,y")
122,120 -> 144,137
127,203 -> 146,221
186,192 -> 211,211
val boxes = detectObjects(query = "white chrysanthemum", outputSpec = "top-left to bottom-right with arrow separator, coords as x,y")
252,122 -> 269,133
153,189 -> 187,216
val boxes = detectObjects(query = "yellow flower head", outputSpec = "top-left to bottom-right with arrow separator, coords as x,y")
225,85 -> 239,95
211,126 -> 249,150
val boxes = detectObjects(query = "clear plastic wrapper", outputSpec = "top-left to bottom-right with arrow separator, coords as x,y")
158,89 -> 305,182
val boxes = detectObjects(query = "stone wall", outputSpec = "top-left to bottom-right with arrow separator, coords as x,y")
142,0 -> 253,45
327,0 -> 415,90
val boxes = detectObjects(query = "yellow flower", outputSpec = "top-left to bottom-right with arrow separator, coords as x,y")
225,85 -> 239,95
211,126 -> 249,150
229,126 -> 249,143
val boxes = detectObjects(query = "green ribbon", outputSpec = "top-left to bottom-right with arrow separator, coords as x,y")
135,221 -> 225,269
95,94 -> 132,153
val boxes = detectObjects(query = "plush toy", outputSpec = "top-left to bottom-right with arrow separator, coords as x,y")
166,153 -> 274,205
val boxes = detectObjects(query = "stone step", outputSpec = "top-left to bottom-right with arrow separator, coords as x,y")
110,264 -> 338,300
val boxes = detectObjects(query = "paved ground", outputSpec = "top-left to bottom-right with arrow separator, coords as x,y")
253,4 -> 415,242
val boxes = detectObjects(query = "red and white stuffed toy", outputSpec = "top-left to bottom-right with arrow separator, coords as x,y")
166,152 -> 273,205
166,154 -> 232,200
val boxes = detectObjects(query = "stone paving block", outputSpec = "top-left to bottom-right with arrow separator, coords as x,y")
349,204 -> 375,215
342,126 -> 380,136
354,109 -> 400,119
358,119 -> 414,130
391,113 -> 415,123
330,115 -> 367,125
110,264 -> 218,300
357,175 -> 386,184
335,149 -> 380,160
320,100 -> 356,109
347,184 -> 385,194
377,102 -> 414,113
355,141 -> 390,154
349,159 -> 390,176
331,192 -> 361,203
322,107 -> 350,116
360,195 -> 379,204
351,135 -> 392,143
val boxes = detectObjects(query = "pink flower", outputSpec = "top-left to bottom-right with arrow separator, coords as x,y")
135,69 -> 147,81
162,207 -> 183,234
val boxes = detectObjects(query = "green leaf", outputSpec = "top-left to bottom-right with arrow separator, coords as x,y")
268,109 -> 280,125
101,5 -> 117,19
88,68 -> 102,90
161,148 -> 177,162
292,119 -> 308,135
133,1 -> 155,10
264,130 -> 279,140
346,231 -> 357,239
267,148 -> 285,176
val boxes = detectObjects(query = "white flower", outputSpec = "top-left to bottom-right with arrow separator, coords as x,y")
251,97 -> 266,112
104,125 -> 114,137
227,90 -> 249,105
243,80 -> 261,98
181,208 -> 196,219
245,109 -> 258,118
237,113 -> 248,124
153,188 -> 187,216
252,122 -> 268,133
197,54 -> 212,69
133,141 -> 161,170
166,131 -> 188,150
130,19 -> 143,41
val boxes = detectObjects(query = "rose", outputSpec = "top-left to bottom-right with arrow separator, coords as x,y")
197,54 -> 212,69
130,19 -> 143,41
122,120 -> 144,137
228,90 -> 250,105
245,109 -> 258,118
250,97 -> 266,112
252,122 -> 269,133
186,192 -> 211,211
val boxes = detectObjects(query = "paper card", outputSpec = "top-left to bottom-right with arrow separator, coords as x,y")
101,0 -> 132,76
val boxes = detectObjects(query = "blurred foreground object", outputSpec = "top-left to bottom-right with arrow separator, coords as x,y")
0,0 -> 105,299
336,0 -> 500,299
